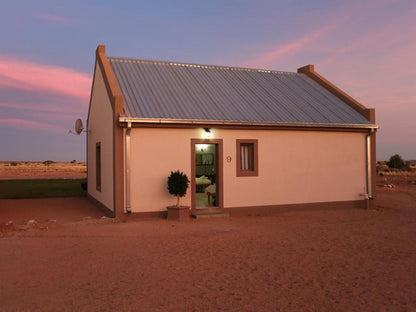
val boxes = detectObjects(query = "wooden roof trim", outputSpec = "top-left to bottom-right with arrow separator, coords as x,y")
96,45 -> 124,114
297,65 -> 375,123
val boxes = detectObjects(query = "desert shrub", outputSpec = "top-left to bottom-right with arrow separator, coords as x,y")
10,162 -> 18,166
43,160 -> 54,166
70,160 -> 77,164
387,154 -> 410,171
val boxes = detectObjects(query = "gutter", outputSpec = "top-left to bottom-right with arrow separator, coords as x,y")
125,122 -> 132,213
119,116 -> 379,130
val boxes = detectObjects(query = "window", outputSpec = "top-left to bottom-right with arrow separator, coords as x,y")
96,142 -> 101,191
236,139 -> 258,177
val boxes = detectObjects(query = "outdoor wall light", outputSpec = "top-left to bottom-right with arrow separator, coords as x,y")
204,128 -> 211,139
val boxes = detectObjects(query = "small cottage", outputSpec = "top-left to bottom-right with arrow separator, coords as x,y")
87,45 -> 377,219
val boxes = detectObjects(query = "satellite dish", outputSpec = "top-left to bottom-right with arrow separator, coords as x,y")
75,118 -> 84,135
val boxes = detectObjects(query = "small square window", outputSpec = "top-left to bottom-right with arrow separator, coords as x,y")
236,139 -> 258,177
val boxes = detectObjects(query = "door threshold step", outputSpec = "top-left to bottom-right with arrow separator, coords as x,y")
191,210 -> 230,219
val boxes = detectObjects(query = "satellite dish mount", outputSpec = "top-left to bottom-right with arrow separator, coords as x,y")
68,118 -> 85,135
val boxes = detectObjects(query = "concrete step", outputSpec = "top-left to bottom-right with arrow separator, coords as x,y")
191,209 -> 230,219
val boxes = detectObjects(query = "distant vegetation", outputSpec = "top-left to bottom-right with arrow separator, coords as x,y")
0,179 -> 87,199
387,154 -> 411,171
377,155 -> 414,177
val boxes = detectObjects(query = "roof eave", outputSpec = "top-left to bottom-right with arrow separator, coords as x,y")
119,116 -> 378,130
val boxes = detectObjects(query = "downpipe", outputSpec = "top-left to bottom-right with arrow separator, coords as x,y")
125,122 -> 132,213
364,129 -> 374,207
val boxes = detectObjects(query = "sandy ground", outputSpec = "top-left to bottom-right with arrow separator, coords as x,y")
0,198 -> 105,226
0,161 -> 87,180
0,172 -> 415,311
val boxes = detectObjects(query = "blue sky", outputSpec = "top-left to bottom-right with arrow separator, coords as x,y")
0,0 -> 415,161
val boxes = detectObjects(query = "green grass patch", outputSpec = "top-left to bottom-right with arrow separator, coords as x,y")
0,179 -> 87,199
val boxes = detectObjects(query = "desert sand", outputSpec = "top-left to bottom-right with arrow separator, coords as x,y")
0,166 -> 415,311
0,161 -> 87,180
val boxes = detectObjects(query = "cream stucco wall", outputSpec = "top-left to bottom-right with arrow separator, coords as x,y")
129,128 -> 194,212
87,62 -> 114,211
221,130 -> 366,207
128,127 -> 367,213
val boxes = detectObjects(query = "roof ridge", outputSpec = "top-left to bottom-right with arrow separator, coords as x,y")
108,56 -> 299,75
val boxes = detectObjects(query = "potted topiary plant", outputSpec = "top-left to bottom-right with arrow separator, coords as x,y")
167,170 -> 190,221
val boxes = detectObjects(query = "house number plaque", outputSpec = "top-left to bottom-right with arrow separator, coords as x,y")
226,156 -> 232,162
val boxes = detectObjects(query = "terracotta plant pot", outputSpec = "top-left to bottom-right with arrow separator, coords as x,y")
167,206 -> 190,221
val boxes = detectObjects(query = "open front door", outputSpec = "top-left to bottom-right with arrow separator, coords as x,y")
191,139 -> 223,211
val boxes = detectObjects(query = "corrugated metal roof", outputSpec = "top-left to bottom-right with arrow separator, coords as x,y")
108,57 -> 371,126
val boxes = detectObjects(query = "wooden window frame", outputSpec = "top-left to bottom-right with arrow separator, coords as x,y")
236,139 -> 258,177
96,142 -> 101,191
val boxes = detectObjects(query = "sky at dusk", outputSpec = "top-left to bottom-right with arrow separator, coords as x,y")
0,0 -> 415,161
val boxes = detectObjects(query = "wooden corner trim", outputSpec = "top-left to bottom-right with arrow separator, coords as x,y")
113,95 -> 125,116
297,64 -> 374,122
94,45 -> 126,220
370,130 -> 377,207
113,119 -> 125,220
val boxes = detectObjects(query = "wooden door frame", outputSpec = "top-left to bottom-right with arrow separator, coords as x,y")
191,139 -> 223,211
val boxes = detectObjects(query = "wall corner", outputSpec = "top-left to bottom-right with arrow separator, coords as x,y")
113,96 -> 125,220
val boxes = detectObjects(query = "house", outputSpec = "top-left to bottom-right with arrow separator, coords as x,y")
87,45 -> 378,219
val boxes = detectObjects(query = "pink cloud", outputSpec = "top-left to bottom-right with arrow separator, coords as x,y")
0,57 -> 91,101
0,118 -> 65,132
244,19 -> 344,68
31,111 -> 78,123
315,14 -> 416,110
317,19 -> 412,71
0,102 -> 81,114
